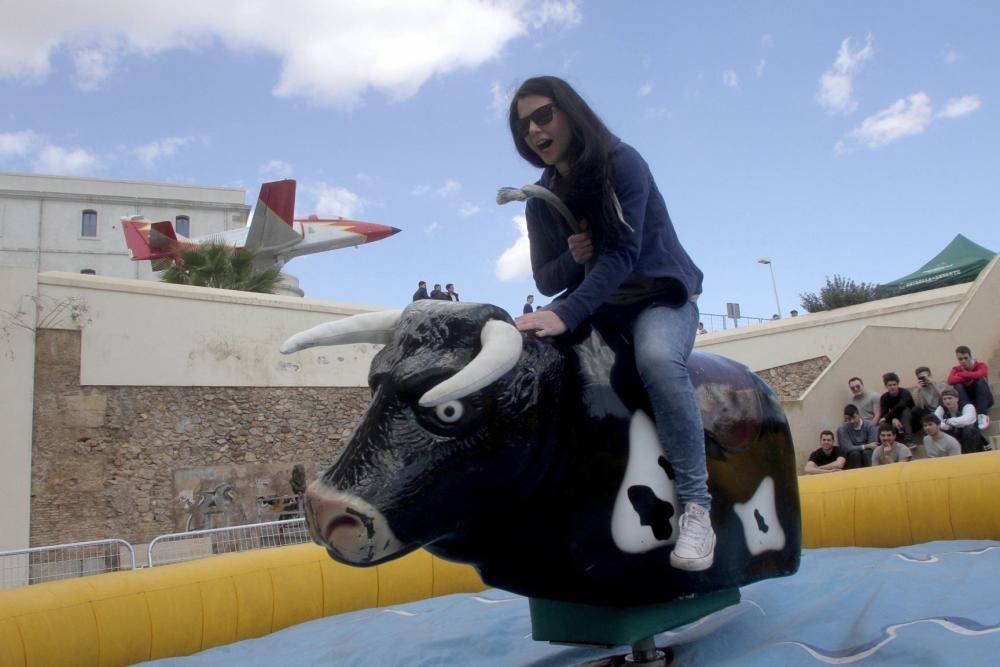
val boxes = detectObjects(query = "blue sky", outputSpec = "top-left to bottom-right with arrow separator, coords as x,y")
2,1 -> 997,324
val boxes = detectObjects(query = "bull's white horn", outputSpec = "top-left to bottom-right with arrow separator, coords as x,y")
418,319 -> 523,407
280,309 -> 403,354
496,184 -> 582,234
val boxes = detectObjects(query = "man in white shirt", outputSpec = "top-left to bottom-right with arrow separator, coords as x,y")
936,389 -> 987,454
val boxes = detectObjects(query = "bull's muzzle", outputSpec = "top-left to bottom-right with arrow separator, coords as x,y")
304,481 -> 404,565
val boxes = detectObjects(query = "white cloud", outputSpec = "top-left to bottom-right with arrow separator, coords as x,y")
425,222 -> 440,234
937,95 -> 981,119
33,145 -> 98,175
837,92 -> 933,152
410,184 -> 431,196
134,136 -> 190,168
722,69 -> 739,89
491,80 -> 514,118
305,182 -> 363,218
496,215 -> 531,281
0,130 -> 39,156
755,59 -> 767,77
260,159 -> 294,180
436,179 -> 461,197
638,82 -> 653,96
459,202 -> 479,217
72,44 -> 118,91
0,1 -> 582,108
815,35 -> 874,114
943,50 -> 960,64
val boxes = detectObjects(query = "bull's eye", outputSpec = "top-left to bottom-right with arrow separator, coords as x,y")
434,400 -> 464,424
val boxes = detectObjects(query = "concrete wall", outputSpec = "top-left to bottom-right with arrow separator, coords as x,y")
1,269 -> 391,550
694,284 -> 968,372
36,272 -> 383,387
0,268 -> 38,550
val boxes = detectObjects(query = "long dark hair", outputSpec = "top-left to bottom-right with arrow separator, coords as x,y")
508,76 -> 624,245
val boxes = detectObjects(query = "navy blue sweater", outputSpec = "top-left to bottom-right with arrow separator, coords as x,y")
526,139 -> 703,332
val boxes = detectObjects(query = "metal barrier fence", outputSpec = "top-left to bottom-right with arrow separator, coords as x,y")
700,312 -> 770,332
0,539 -> 136,591
147,517 -> 311,567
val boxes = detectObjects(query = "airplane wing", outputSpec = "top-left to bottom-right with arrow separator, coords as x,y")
243,179 -> 301,250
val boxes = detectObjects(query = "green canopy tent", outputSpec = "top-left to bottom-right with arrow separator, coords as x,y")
877,234 -> 996,298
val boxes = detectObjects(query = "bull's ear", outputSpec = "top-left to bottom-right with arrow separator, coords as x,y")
418,320 -> 523,407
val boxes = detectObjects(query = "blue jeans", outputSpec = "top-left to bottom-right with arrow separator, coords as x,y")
956,378 -> 995,415
630,301 -> 711,510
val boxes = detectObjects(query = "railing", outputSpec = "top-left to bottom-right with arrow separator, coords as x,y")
0,518 -> 314,591
699,312 -> 770,332
147,517 -> 311,567
0,538 -> 136,591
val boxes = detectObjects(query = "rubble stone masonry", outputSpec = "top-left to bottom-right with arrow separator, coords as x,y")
31,329 -> 367,547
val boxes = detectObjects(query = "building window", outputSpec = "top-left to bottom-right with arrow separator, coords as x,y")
175,215 -> 190,237
81,210 -> 97,237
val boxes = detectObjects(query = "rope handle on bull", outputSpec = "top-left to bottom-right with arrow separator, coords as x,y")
496,184 -> 595,274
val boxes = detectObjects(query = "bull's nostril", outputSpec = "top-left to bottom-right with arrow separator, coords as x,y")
325,515 -> 361,545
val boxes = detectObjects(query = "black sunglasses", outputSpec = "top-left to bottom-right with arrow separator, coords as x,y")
517,103 -> 557,137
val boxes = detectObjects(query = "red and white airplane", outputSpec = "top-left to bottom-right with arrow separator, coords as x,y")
122,179 -> 401,271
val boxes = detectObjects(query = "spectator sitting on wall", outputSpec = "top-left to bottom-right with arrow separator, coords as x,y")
836,404 -> 879,469
804,430 -> 845,474
431,283 -> 448,300
948,345 -> 994,430
871,423 -> 912,466
876,372 -> 915,443
412,280 -> 429,301
789,309 -> 799,317
523,294 -> 535,314
936,388 -> 988,454
911,366 -> 947,435
446,283 -> 460,301
921,414 -> 961,458
697,321 -> 708,335
847,377 -> 880,422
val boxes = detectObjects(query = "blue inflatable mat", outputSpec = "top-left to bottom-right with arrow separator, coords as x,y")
145,540 -> 1000,666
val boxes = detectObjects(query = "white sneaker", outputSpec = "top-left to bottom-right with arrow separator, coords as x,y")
670,503 -> 716,571
979,414 -> 991,431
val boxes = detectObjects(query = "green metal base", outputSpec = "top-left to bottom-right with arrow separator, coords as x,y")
529,589 -> 740,648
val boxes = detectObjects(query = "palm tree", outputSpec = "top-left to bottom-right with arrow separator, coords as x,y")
160,243 -> 282,294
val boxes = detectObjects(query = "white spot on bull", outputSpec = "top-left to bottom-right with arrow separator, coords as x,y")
733,476 -> 785,556
611,410 -> 679,554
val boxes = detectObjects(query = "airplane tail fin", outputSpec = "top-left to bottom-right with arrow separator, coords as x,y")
122,217 -> 181,268
244,180 -> 301,250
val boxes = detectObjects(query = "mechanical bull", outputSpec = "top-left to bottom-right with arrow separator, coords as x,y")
281,300 -> 800,607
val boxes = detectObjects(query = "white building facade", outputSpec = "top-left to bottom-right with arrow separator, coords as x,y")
0,172 -> 250,279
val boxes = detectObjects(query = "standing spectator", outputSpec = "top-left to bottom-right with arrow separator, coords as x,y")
947,345 -> 994,430
412,281 -> 429,301
877,372 -> 915,442
871,424 -> 913,466
697,322 -> 708,335
431,283 -> 448,300
523,294 -> 535,314
936,388 -> 987,454
445,283 -> 459,301
837,404 -> 879,469
921,414 -> 961,458
847,377 -> 880,422
804,430 -> 845,474
911,366 -> 947,434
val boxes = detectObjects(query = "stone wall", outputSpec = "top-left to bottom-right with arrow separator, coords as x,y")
31,329 -> 368,547
756,356 -> 831,400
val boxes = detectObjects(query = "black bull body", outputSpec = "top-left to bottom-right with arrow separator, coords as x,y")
282,301 -> 801,607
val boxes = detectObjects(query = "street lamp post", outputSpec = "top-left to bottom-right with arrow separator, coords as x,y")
757,257 -> 782,318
